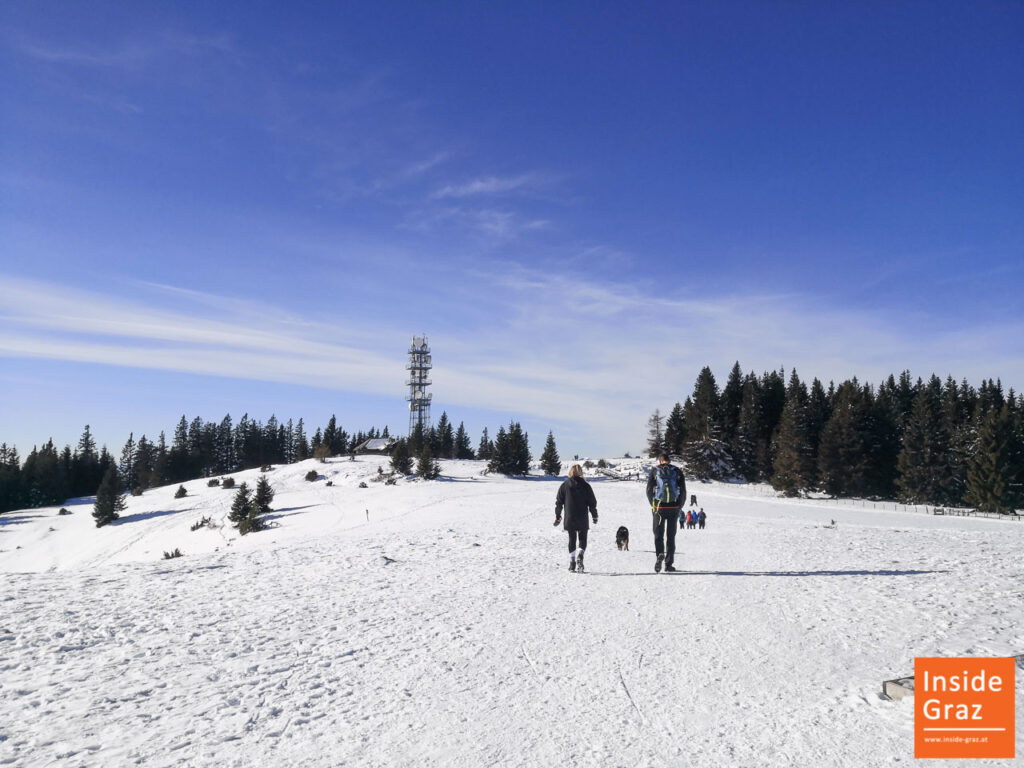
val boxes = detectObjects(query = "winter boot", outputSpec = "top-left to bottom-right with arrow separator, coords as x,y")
665,564 -> 677,572
655,553 -> 665,573
569,557 -> 576,572
577,550 -> 585,573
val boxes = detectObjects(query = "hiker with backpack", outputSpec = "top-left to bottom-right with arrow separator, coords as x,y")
698,508 -> 706,529
554,463 -> 598,573
646,454 -> 686,572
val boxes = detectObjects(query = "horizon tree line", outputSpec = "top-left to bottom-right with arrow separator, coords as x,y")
1,409 -> 514,514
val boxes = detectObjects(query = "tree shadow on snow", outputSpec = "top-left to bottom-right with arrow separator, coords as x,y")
265,505 -> 319,521
586,568 -> 945,577
0,513 -> 46,527
114,508 -> 181,525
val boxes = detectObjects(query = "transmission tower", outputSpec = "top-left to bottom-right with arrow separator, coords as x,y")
406,336 -> 432,435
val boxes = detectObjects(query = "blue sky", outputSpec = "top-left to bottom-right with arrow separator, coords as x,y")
2,1 -> 1022,459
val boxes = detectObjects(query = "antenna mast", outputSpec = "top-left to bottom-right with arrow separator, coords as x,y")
406,336 -> 432,435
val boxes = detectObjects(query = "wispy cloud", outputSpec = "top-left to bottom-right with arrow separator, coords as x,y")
0,277 -> 402,395
16,30 -> 235,70
403,206 -> 552,241
403,151 -> 453,178
431,172 -> 552,200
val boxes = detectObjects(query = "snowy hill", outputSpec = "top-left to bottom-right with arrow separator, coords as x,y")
1,457 -> 1022,766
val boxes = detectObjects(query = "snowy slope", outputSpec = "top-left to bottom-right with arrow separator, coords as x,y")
1,457 -> 1022,767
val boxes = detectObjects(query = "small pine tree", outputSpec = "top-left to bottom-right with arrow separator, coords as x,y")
490,422 -> 531,475
92,466 -> 126,527
253,474 -> 274,516
228,482 -> 253,526
539,431 -> 561,476
417,447 -> 441,480
238,474 -> 273,534
390,439 -> 413,475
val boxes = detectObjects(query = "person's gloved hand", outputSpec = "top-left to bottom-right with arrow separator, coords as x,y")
592,513 -> 598,525
553,518 -> 561,527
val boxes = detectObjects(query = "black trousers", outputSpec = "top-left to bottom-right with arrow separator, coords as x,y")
568,530 -> 589,553
652,510 -> 679,566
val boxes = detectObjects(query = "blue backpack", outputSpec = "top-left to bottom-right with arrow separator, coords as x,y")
654,465 -> 680,504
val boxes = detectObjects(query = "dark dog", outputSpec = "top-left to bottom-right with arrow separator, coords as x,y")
615,526 -> 630,551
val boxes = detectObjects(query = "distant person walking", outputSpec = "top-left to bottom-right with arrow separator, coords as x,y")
554,464 -> 598,573
698,508 -> 706,530
646,455 -> 686,572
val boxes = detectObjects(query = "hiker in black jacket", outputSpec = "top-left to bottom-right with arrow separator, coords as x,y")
554,464 -> 598,572
646,455 -> 686,572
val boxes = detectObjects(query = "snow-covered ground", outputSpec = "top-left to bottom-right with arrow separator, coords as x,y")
1,457 -> 1021,767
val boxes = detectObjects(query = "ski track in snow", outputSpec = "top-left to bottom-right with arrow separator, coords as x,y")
1,457 -> 1022,767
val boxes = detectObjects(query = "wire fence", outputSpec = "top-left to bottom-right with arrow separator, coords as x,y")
710,482 -> 1022,522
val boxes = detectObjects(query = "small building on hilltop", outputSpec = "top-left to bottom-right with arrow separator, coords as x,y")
353,437 -> 396,455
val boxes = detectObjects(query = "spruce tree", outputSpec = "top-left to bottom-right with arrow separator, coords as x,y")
733,375 -> 763,481
294,418 -> 310,461
93,466 -> 126,527
153,432 -> 169,487
509,422 -> 532,475
417,447 -> 441,480
771,373 -> 812,496
168,416 -> 190,482
539,431 -> 561,476
663,403 -> 686,458
477,428 -> 493,461
682,437 -> 734,481
253,474 -> 275,517
409,421 -> 427,454
757,369 -> 787,479
817,380 -> 872,497
0,444 -> 23,514
964,406 -> 1021,513
488,426 -> 509,473
435,412 -> 455,458
216,414 -> 235,472
73,424 -> 101,497
866,385 -> 900,498
323,415 -> 339,457
454,422 -> 475,459
119,433 -> 137,492
646,409 -> 664,458
684,367 -> 720,442
25,440 -> 68,507
133,435 -> 153,490
228,482 -> 253,526
719,362 -> 745,449
390,439 -> 414,475
896,376 -> 956,505
805,378 -> 831,484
